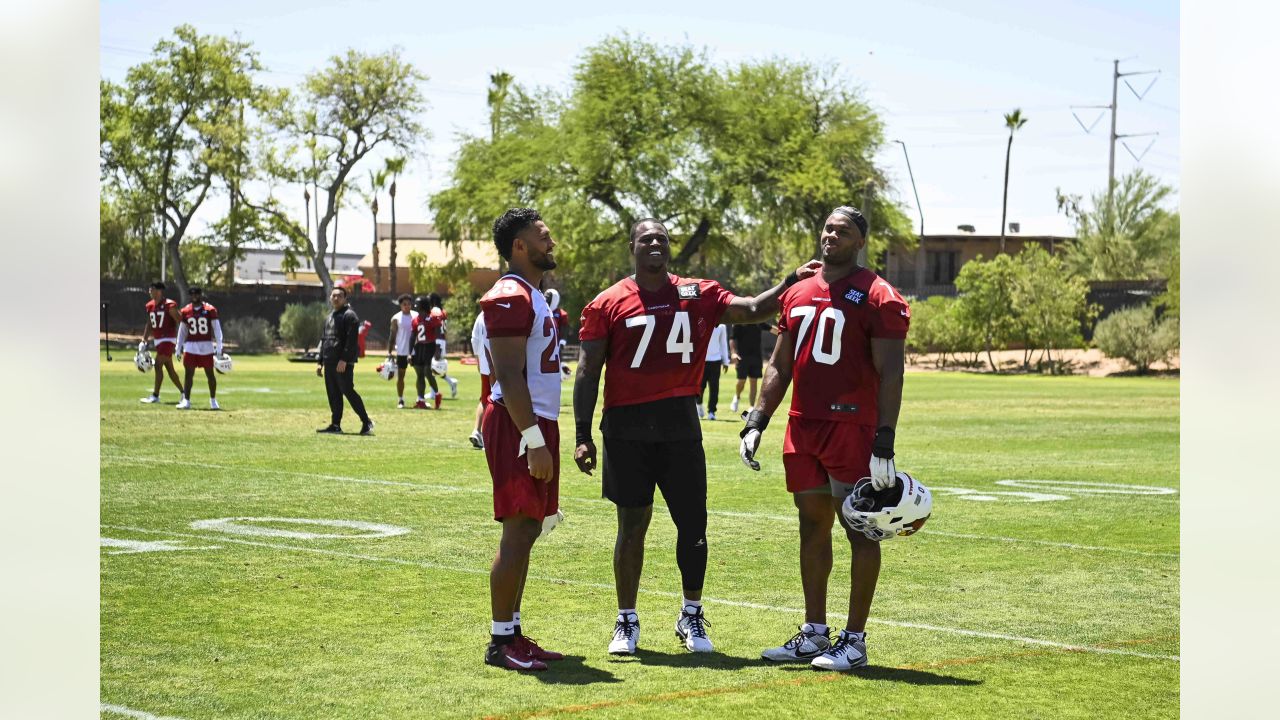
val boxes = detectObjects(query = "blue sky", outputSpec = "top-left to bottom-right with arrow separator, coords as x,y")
101,0 -> 1179,249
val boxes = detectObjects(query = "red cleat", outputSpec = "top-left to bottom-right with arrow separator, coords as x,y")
433,394 -> 442,410
484,642 -> 547,671
414,400 -> 428,410
514,635 -> 564,661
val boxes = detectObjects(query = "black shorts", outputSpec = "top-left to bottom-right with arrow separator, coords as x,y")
601,436 -> 706,509
395,355 -> 409,370
411,344 -> 435,367
736,355 -> 762,379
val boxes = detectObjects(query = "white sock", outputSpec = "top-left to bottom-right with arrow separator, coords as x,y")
513,611 -> 521,627
617,608 -> 637,621
682,598 -> 702,612
399,396 -> 404,402
807,623 -> 829,635
417,396 -> 424,402
491,620 -> 515,636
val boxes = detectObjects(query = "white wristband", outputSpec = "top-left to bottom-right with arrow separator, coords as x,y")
521,425 -> 546,450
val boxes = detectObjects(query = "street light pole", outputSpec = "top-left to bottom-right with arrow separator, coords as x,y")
894,140 -> 925,292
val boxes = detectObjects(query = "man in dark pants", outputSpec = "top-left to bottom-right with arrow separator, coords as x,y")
316,287 -> 374,435
730,322 -> 771,417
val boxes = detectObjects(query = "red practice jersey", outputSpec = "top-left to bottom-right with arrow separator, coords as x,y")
552,308 -> 569,339
179,302 -> 219,342
777,269 -> 910,425
411,314 -> 442,346
579,274 -> 737,409
146,298 -> 178,340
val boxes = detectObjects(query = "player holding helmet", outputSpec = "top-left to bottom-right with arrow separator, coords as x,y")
175,287 -> 225,410
740,206 -> 918,671
138,282 -> 183,404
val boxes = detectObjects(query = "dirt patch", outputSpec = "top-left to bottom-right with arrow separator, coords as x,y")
907,348 -> 1179,377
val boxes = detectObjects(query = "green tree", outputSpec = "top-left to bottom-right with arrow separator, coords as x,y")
361,167 -> 389,288
384,156 -> 408,295
954,253 -> 1025,372
407,251 -> 475,296
1057,170 -> 1179,280
277,48 -> 427,293
100,25 -> 269,302
487,71 -> 514,139
1011,245 -> 1094,371
1000,109 -> 1028,254
278,301 -> 330,351
1093,305 -> 1179,374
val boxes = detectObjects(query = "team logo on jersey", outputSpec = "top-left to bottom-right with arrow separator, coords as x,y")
844,288 -> 866,305
677,283 -> 701,299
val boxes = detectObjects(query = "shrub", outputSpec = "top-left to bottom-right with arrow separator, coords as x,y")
443,293 -> 479,350
1092,305 -> 1179,373
279,301 -> 330,351
223,317 -> 274,354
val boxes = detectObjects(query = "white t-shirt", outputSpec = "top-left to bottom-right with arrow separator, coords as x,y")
393,310 -> 418,356
471,313 -> 489,376
706,324 -> 730,363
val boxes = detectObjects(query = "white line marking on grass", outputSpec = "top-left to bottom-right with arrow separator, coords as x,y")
995,479 -> 1177,495
101,454 -> 1177,558
101,703 -> 191,720
102,523 -> 1179,663
190,517 -> 411,540
101,537 -> 221,554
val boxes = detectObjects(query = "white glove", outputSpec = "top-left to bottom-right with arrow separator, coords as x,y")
138,341 -> 147,352
869,455 -> 897,491
740,429 -> 762,471
216,346 -> 224,357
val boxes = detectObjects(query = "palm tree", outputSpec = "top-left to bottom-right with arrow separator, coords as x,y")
1000,108 -> 1028,254
487,71 -> 513,140
385,156 -> 407,295
367,168 -> 389,288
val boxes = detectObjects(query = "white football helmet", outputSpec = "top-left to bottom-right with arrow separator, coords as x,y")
540,508 -> 565,537
431,357 -> 448,375
377,359 -> 396,381
545,288 -> 561,311
134,347 -> 153,373
841,472 -> 933,542
213,353 -> 233,374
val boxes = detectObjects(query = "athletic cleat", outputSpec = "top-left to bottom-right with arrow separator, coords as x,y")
446,376 -> 459,398
761,623 -> 832,662
708,411 -> 717,421
209,399 -> 221,411
675,606 -> 714,653
414,400 -> 428,410
469,430 -> 484,449
609,614 -> 640,655
140,395 -> 160,404
398,399 -> 405,409
176,397 -> 191,410
811,631 -> 868,671
514,635 -> 564,661
730,396 -> 739,413
359,421 -> 375,436
696,403 -> 705,419
316,425 -> 342,434
434,393 -> 442,410
484,642 -> 547,671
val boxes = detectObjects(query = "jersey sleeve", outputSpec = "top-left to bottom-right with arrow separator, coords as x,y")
480,288 -> 534,338
578,294 -> 610,342
699,280 -> 737,325
775,286 -> 797,333
207,304 -> 219,320
869,283 -> 910,339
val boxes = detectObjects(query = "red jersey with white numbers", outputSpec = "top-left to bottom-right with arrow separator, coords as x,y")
777,268 -> 910,425
579,274 -> 737,409
146,298 -> 178,340
179,302 -> 219,342
480,274 -> 561,421
412,314 -> 442,345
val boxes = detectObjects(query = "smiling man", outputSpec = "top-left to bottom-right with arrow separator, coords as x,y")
572,218 -> 820,656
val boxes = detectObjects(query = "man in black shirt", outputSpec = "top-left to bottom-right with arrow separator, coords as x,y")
316,287 -> 374,435
730,322 -> 771,417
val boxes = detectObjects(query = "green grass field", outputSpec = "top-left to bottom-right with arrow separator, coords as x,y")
100,353 -> 1178,719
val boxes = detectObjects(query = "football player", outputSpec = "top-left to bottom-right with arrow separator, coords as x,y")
469,311 -> 490,450
139,281 -> 183,404
740,206 -> 910,671
175,287 -> 224,410
696,323 -> 730,420
479,208 -> 566,671
572,218 -> 820,655
545,289 -> 571,377
429,299 -> 460,399
410,297 -> 443,409
388,294 -> 418,408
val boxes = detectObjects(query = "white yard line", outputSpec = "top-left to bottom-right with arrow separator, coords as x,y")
102,454 -> 1179,559
102,524 -> 1179,663
101,703 -> 191,720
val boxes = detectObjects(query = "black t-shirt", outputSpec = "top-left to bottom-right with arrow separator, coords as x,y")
600,395 -> 701,442
731,323 -> 770,359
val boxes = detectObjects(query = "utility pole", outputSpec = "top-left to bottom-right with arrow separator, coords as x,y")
894,140 -> 926,292
856,180 -> 874,268
1072,59 -> 1160,221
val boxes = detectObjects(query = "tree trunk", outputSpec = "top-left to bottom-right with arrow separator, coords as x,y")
372,208 -> 381,288
389,177 -> 398,295
1000,134 -> 1012,254
671,216 -> 712,267
167,236 -> 189,304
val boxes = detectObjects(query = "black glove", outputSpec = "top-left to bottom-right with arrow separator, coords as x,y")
739,409 -> 770,471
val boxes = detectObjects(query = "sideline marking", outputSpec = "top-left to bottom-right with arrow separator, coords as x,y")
101,703 -> 190,720
930,486 -> 1071,503
190,517 -> 410,540
995,479 -> 1177,495
101,537 -> 221,555
101,455 -> 1177,558
102,523 -> 1179,663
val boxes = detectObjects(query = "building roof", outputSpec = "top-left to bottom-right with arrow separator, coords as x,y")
356,223 -> 501,271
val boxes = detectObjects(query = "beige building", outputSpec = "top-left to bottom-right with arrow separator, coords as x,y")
357,223 -> 502,296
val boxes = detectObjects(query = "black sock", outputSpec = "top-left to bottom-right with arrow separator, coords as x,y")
513,625 -> 523,637
491,633 -> 515,646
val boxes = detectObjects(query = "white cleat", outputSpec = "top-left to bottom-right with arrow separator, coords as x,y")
609,613 -> 640,655
446,376 -> 459,398
707,411 -> 716,421
176,397 -> 191,410
675,606 -> 714,653
730,396 -> 739,413
761,623 -> 832,662
140,395 -> 160,404
696,403 -> 705,419
811,631 -> 868,671
210,399 -> 221,411
469,430 -> 484,450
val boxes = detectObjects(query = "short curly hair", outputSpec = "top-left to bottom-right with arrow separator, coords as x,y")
492,208 -> 543,260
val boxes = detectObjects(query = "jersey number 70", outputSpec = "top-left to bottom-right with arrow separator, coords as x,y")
790,306 -> 845,365
624,311 -> 694,368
